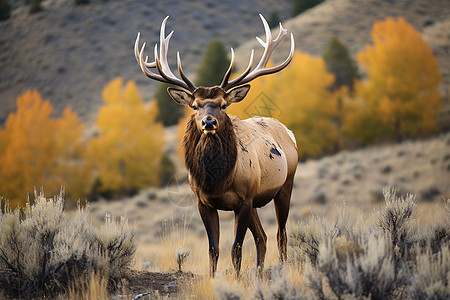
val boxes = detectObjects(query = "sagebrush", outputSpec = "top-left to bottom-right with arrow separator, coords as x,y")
213,187 -> 450,300
0,190 -> 136,299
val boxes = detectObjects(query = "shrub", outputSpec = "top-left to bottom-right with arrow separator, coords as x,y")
0,0 -> 11,21
74,0 -> 90,5
409,246 -> 450,299
377,186 -> 417,259
309,233 -> 408,299
291,0 -> 323,16
251,266 -> 307,300
289,221 -> 321,264
0,190 -> 136,298
213,280 -> 243,300
29,0 -> 42,14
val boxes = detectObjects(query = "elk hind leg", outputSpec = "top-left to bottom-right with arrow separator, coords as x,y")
249,208 -> 267,277
274,174 -> 294,262
232,203 -> 252,277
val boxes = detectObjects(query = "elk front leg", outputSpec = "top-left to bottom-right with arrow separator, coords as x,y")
232,202 -> 252,277
198,201 -> 220,277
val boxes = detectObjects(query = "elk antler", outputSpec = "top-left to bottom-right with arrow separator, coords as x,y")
220,14 -> 295,92
134,16 -> 197,92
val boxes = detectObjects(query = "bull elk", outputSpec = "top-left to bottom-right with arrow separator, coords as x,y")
134,15 -> 298,277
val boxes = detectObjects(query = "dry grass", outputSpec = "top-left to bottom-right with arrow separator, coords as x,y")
0,190 -> 136,299
1,131 -> 447,298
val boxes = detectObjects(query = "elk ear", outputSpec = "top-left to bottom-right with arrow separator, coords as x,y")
167,87 -> 193,106
226,85 -> 251,104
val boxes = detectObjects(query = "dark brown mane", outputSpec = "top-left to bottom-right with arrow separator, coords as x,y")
182,114 -> 237,194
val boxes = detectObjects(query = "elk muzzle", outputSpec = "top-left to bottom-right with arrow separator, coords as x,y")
202,116 -> 218,134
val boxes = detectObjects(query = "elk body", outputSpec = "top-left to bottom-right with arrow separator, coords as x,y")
135,15 -> 298,277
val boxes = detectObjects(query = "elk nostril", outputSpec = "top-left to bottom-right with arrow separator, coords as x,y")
202,118 -> 217,129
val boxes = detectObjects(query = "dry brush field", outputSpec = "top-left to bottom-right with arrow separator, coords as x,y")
78,131 -> 449,299
0,130 -> 449,299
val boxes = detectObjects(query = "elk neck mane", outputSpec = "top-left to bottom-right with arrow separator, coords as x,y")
183,114 -> 237,194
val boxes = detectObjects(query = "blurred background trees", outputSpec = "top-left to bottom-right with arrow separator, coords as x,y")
292,0 -> 324,16
0,90 -> 90,207
154,83 -> 184,127
87,78 -> 165,198
229,17 -> 442,156
323,35 -> 359,92
195,38 -> 230,87
349,17 -> 442,144
0,0 -> 11,21
0,16 -> 444,204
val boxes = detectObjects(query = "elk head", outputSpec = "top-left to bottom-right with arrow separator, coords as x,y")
134,14 -> 295,135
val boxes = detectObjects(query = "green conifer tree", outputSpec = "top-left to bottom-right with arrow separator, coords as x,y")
154,83 -> 184,126
195,39 -> 230,87
323,36 -> 359,91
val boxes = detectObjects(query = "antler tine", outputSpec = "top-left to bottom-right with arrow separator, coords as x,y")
159,16 -> 177,79
134,17 -> 197,92
138,42 -> 165,82
220,48 -> 255,89
220,48 -> 235,88
220,14 -> 295,91
135,32 -> 156,68
177,52 -> 196,91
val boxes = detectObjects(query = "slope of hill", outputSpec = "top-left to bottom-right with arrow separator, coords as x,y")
235,0 -> 450,128
0,0 -> 292,123
1,0 -> 449,127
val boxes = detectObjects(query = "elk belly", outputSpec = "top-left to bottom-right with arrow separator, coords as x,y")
258,145 -> 288,196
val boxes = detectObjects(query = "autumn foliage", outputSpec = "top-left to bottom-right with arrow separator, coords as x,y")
229,17 -> 442,155
0,90 -> 90,207
0,17 -> 444,203
347,17 -> 442,143
88,78 -> 165,195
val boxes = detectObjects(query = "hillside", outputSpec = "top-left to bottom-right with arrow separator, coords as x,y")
0,0 -> 292,123
235,0 -> 450,128
1,0 -> 449,126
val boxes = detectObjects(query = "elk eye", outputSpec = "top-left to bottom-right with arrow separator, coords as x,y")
192,105 -> 198,110
222,104 -> 227,109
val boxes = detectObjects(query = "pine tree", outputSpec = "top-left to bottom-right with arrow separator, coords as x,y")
0,0 -> 11,21
292,0 -> 323,17
29,0 -> 42,14
154,82 -> 184,127
323,36 -> 359,91
268,10 -> 281,29
195,39 -> 230,87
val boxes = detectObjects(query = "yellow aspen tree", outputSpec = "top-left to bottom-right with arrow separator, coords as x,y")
0,90 -> 89,206
87,78 -> 165,194
355,17 -> 442,142
53,107 -> 92,203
